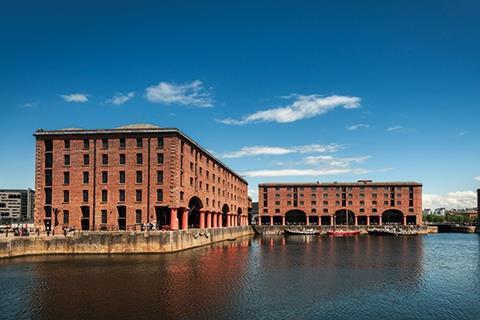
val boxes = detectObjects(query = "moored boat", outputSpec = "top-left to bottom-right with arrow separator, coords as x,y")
368,227 -> 419,236
284,228 -> 320,235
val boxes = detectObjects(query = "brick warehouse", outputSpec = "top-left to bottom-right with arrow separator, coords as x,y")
258,181 -> 422,226
34,125 -> 249,233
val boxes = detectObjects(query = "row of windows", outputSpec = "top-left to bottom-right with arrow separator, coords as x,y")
267,200 -> 414,206
62,189 -> 163,203
263,208 -> 416,214
61,209 -> 144,225
62,170 -> 163,185
62,137 -> 164,150
61,153 -> 164,167
269,193 -> 413,199
264,186 -> 415,192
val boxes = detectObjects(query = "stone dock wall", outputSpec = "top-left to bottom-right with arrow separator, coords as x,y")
0,226 -> 254,259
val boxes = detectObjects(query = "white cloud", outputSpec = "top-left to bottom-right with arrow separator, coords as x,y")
21,101 -> 38,108
242,168 -> 357,177
60,93 -> 89,103
475,176 -> 480,181
145,80 -> 213,107
218,94 -> 360,125
106,92 -> 135,105
423,191 -> 477,209
387,125 -> 403,132
248,189 -> 259,201
303,155 -> 371,167
221,144 -> 341,158
347,123 -> 370,131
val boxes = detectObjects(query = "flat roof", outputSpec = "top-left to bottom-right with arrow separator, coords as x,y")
34,127 -> 248,184
259,181 -> 422,187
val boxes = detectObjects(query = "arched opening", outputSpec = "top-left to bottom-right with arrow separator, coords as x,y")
155,206 -> 170,230
335,209 -> 355,225
382,209 -> 404,225
237,207 -> 242,226
285,210 -> 307,225
188,197 -> 203,228
222,204 -> 230,227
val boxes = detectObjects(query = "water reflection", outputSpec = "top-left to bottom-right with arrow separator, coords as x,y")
0,234 -> 479,320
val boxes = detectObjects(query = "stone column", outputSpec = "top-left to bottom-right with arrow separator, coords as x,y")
218,212 -> 222,228
379,216 -> 383,226
366,215 -> 370,226
403,215 -> 407,226
282,216 -> 286,226
206,211 -> 211,228
199,210 -> 205,228
212,212 -> 217,228
259,215 -> 262,226
331,215 -> 335,226
270,216 -> 273,226
354,216 -> 358,226
181,208 -> 188,230
306,216 -> 310,226
169,208 -> 179,230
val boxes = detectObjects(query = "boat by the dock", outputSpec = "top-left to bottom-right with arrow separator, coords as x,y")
327,229 -> 361,236
284,228 -> 320,235
368,227 -> 419,236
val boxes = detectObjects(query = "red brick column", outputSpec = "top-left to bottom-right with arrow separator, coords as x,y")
206,211 -> 211,228
212,212 -> 217,228
282,216 -> 285,226
306,216 -> 310,226
366,216 -> 370,226
218,212 -> 222,228
199,209 -> 205,229
270,216 -> 273,226
379,216 -> 383,226
354,216 -> 358,226
170,208 -> 178,230
181,208 -> 188,230
403,215 -> 407,226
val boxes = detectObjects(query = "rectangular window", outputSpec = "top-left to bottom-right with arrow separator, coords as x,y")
45,140 -> 53,151
119,171 -> 125,184
102,154 -> 108,165
136,171 -> 142,183
102,171 -> 108,183
157,137 -> 164,149
82,190 -> 89,202
157,170 -> 163,184
45,170 -> 52,186
119,190 -> 125,202
136,138 -> 143,148
119,138 -> 126,149
64,139 -> 70,149
101,190 -> 108,203
157,189 -> 163,202
64,154 -> 70,166
83,171 -> 89,184
102,139 -> 109,149
44,188 -> 52,205
83,154 -> 89,165
136,190 -> 142,202
119,154 -> 126,165
136,153 -> 143,164
63,210 -> 69,224
45,153 -> 53,168
136,210 -> 142,224
63,171 -> 70,184
63,190 -> 69,203
83,139 -> 89,149
157,153 -> 164,165
101,210 -> 107,224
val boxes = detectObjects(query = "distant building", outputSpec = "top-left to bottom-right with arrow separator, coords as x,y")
258,180 -> 422,226
0,189 -> 35,224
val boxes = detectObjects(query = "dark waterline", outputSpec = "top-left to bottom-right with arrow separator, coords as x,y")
0,234 -> 479,320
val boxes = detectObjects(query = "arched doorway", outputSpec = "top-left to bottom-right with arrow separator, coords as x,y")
382,209 -> 404,225
334,209 -> 355,225
237,208 -> 242,226
188,197 -> 203,228
222,204 -> 229,227
285,210 -> 307,225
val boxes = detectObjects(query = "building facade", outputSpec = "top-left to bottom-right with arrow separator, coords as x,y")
0,189 -> 35,224
34,125 -> 249,233
258,180 -> 422,226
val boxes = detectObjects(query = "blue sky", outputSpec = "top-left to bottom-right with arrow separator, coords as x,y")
0,0 -> 479,208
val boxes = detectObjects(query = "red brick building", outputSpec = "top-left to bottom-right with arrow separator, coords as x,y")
258,180 -> 422,226
34,125 -> 249,233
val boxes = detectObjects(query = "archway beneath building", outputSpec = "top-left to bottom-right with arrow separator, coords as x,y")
237,207 -> 242,226
334,209 -> 355,226
285,210 -> 307,225
382,209 -> 404,225
188,197 -> 203,228
222,204 -> 230,227
155,206 -> 170,230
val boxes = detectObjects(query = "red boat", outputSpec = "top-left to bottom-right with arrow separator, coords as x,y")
327,229 -> 361,236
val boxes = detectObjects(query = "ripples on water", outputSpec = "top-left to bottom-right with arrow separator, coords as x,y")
0,234 -> 479,320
